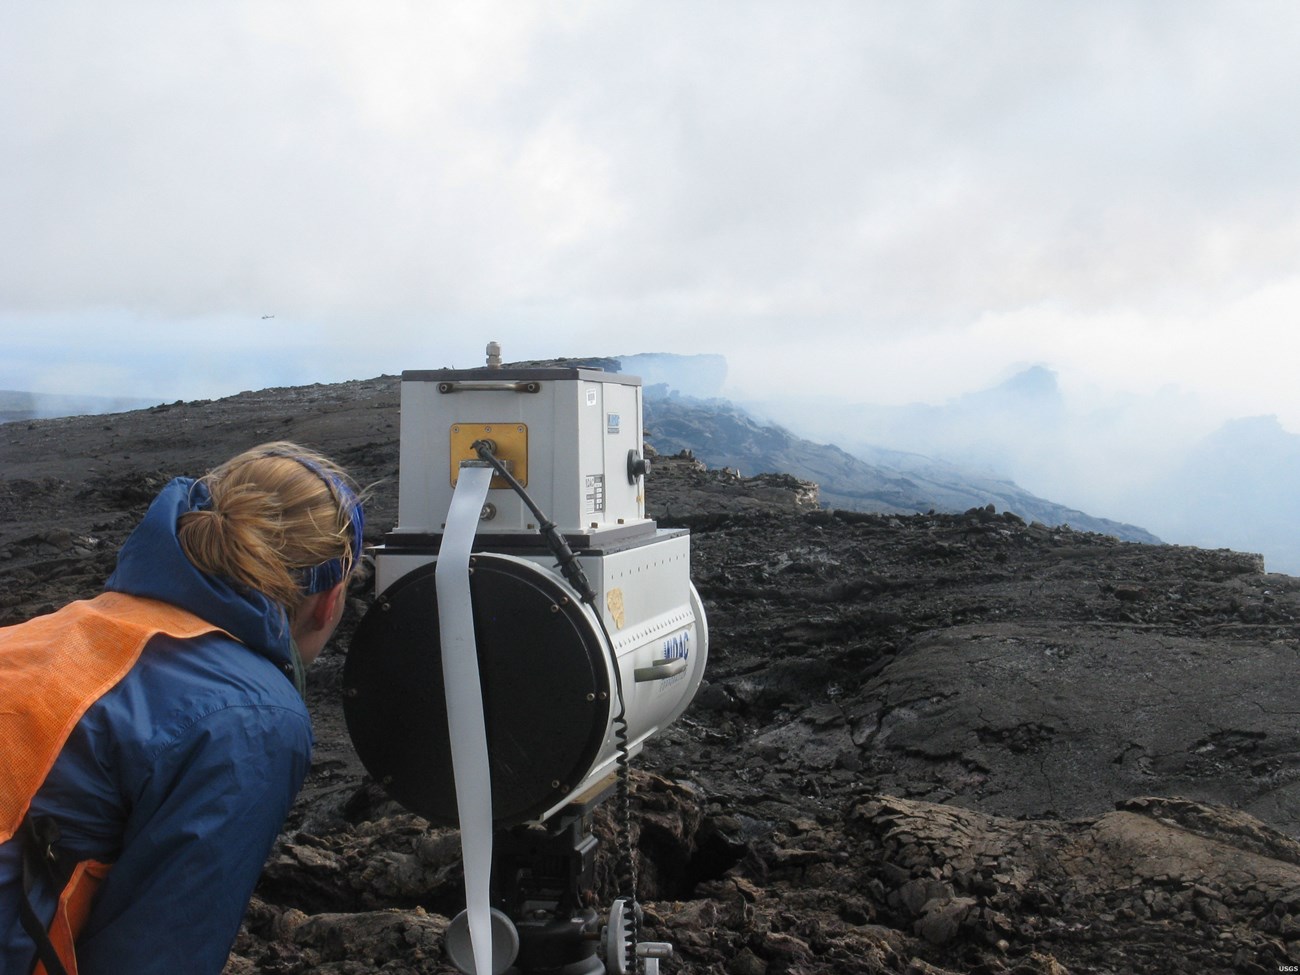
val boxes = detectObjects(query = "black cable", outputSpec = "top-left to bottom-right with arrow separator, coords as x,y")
470,442 -> 595,603
469,442 -> 640,972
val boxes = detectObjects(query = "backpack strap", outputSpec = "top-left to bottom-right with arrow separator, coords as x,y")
18,815 -> 71,975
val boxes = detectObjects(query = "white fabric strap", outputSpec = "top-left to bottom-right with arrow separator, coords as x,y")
436,464 -> 496,975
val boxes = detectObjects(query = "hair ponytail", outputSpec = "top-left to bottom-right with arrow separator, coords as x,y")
177,442 -> 364,616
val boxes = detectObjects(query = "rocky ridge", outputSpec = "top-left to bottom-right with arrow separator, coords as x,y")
641,394 -> 1158,544
3,375 -> 1300,973
508,355 -> 1157,543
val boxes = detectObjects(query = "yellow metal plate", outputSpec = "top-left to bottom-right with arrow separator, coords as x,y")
449,423 -> 528,488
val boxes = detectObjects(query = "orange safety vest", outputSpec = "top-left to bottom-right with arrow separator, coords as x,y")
1,591 -> 227,975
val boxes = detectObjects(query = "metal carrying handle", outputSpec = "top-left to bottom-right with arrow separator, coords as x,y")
438,381 -> 541,393
633,658 -> 688,682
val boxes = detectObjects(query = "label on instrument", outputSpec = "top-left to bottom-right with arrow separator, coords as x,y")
584,474 -> 605,514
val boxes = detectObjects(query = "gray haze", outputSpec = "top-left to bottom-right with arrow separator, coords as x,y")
747,366 -> 1300,574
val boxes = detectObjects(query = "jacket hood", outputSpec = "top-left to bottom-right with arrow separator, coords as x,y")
105,477 -> 294,667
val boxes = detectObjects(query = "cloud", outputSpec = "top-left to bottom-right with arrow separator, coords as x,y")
3,1 -> 1300,419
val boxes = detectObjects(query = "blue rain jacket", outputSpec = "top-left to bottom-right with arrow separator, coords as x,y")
0,477 -> 314,975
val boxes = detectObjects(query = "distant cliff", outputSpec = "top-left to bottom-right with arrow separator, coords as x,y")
513,354 -> 1160,543
642,388 -> 1159,542
747,363 -> 1300,573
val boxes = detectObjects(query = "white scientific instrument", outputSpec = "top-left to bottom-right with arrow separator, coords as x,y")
344,345 -> 708,975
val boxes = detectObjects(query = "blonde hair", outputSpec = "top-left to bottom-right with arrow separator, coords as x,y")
177,442 -> 363,616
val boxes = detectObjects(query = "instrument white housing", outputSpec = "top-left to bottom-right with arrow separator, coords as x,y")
395,367 -> 651,538
345,364 -> 708,827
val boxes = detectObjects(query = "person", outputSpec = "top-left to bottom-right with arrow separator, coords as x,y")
0,441 -> 365,975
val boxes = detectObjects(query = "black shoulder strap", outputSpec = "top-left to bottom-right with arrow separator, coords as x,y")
18,815 -> 71,975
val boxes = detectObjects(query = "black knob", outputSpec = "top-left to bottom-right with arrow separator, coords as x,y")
627,450 -> 651,484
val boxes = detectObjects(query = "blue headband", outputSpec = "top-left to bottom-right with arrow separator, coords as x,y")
287,455 -> 365,595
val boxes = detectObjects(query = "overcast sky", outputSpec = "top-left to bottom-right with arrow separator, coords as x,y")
4,1 -> 1300,437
